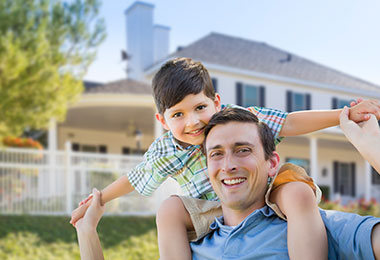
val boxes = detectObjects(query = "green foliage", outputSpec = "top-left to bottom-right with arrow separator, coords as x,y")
0,215 -> 159,260
0,0 -> 106,137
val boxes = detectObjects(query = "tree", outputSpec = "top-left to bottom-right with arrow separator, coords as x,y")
0,0 -> 106,137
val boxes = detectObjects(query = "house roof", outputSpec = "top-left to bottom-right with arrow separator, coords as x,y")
168,32 -> 380,93
84,79 -> 152,95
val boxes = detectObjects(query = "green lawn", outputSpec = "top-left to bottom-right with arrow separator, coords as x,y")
0,215 -> 159,260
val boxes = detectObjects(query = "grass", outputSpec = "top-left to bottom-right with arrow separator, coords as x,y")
0,215 -> 159,260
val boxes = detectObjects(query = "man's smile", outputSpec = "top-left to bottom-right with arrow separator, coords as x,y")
222,177 -> 247,186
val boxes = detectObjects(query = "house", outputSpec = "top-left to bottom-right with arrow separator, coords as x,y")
56,1 -> 380,203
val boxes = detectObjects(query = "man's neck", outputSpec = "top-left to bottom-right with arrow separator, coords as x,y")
222,202 -> 266,226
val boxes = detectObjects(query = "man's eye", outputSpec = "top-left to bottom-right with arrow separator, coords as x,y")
237,148 -> 251,154
196,105 -> 206,111
173,112 -> 183,118
210,151 -> 222,158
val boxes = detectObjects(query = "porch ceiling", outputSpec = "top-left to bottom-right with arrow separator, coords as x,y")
59,106 -> 156,135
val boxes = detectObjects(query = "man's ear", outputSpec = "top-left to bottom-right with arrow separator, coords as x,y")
214,93 -> 222,112
155,113 -> 170,131
268,152 -> 280,178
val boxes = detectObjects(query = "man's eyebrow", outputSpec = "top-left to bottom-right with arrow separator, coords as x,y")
235,142 -> 254,147
207,144 -> 222,151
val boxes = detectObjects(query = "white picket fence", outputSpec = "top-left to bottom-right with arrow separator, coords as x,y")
0,145 -> 180,216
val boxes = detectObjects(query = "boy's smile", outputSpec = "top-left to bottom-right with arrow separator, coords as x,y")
156,92 -> 221,147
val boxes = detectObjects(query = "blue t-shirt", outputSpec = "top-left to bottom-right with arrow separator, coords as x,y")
190,206 -> 380,260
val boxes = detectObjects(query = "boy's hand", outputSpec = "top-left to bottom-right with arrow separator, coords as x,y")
70,199 -> 92,227
79,193 -> 93,206
348,99 -> 380,123
75,188 -> 105,231
349,98 -> 363,107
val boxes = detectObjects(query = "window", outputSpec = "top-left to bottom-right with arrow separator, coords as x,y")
333,161 -> 356,196
236,82 -> 265,107
72,143 -> 108,154
286,91 -> 311,112
285,158 -> 310,174
122,147 -> 131,155
372,167 -> 380,185
332,98 -> 353,109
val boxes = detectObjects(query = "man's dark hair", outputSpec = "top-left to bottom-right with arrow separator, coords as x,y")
152,57 -> 215,114
204,108 -> 275,160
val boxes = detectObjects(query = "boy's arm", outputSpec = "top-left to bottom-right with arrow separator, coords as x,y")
280,99 -> 380,136
70,176 -> 134,226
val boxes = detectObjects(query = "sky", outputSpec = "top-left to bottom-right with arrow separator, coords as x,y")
84,0 -> 380,87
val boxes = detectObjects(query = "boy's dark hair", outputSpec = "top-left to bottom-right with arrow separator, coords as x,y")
152,57 -> 215,114
203,108 -> 275,160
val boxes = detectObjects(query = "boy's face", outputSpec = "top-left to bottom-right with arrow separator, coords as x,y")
156,92 -> 221,147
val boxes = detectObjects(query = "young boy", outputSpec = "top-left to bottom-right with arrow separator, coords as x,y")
71,57 -> 380,259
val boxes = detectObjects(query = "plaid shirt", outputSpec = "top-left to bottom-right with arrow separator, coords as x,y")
127,105 -> 288,200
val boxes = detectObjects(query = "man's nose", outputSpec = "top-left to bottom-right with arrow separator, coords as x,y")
221,153 -> 238,173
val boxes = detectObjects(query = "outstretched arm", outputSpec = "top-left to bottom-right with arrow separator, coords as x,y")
76,188 -> 105,260
339,106 -> 380,174
280,99 -> 380,136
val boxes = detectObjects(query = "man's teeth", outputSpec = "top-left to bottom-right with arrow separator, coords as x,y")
224,178 -> 245,185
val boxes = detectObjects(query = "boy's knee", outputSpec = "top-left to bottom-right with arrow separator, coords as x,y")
156,196 -> 187,226
281,181 -> 317,209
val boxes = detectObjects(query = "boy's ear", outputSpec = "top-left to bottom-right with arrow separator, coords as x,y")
268,152 -> 280,178
214,93 -> 222,112
155,113 -> 170,131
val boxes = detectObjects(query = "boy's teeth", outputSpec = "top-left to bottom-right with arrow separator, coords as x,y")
224,178 -> 245,185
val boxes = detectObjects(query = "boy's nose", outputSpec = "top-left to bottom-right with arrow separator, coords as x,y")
187,113 -> 200,127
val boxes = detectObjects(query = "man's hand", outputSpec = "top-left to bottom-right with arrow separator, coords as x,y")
348,99 -> 380,123
75,188 -> 105,232
340,106 -> 380,174
71,199 -> 91,227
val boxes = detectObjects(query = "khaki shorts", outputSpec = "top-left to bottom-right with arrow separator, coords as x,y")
179,163 -> 322,241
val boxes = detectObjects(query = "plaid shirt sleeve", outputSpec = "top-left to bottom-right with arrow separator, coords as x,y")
127,132 -> 187,196
223,104 -> 288,145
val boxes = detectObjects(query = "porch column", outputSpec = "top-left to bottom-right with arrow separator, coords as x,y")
364,161 -> 372,201
154,114 -> 163,139
48,118 -> 57,198
309,136 -> 318,184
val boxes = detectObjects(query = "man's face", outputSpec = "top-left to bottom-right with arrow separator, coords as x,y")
156,92 -> 221,147
205,122 -> 278,212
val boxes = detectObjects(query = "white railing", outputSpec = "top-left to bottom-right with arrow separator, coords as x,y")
0,145 -> 180,215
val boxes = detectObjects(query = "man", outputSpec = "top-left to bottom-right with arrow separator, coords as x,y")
76,107 -> 380,260
189,107 -> 380,259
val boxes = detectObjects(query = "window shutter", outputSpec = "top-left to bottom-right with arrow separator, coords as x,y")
332,98 -> 338,109
259,86 -> 266,107
99,145 -> 107,154
351,163 -> 356,197
333,161 -> 339,193
286,91 -> 293,112
306,93 -> 311,110
236,82 -> 243,106
211,78 -> 218,93
72,143 -> 80,151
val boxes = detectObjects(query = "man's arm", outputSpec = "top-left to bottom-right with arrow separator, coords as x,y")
372,223 -> 380,260
76,188 -> 105,260
340,106 -> 380,174
280,99 -> 380,136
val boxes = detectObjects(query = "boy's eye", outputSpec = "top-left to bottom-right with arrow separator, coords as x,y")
172,112 -> 183,118
196,105 -> 206,111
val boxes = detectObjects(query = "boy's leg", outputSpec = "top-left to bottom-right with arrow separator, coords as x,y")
269,167 -> 327,260
156,196 -> 193,260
